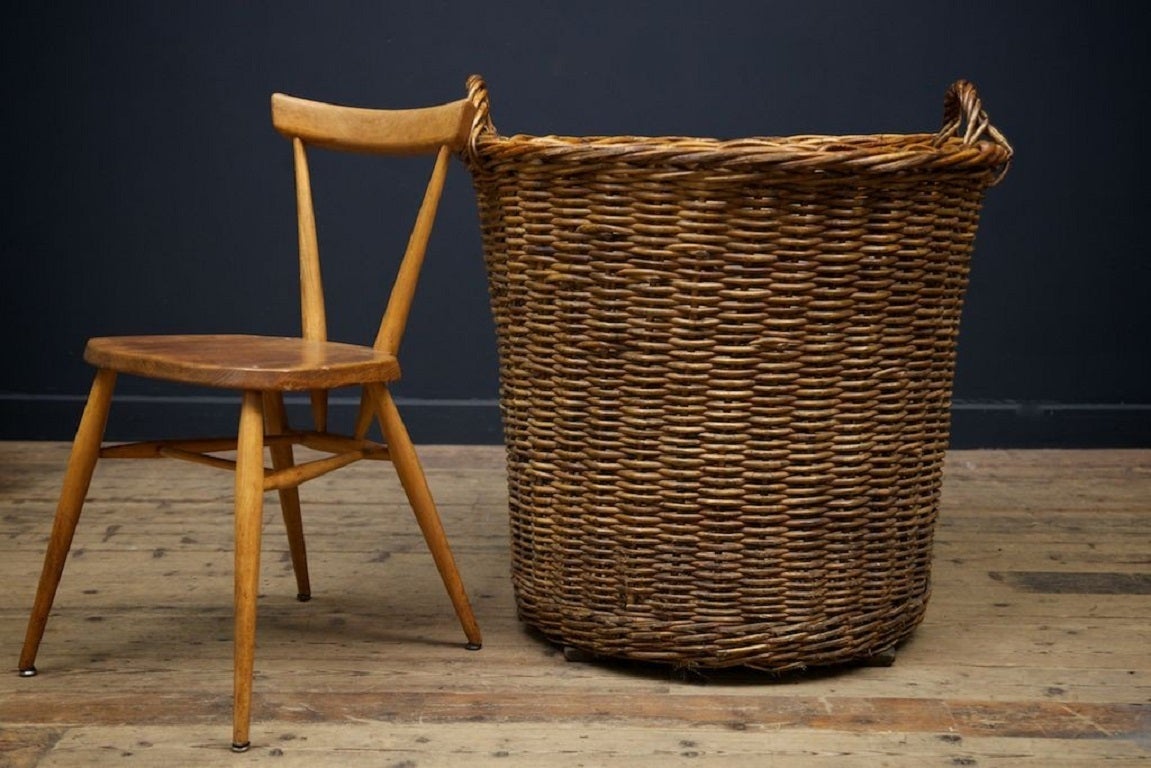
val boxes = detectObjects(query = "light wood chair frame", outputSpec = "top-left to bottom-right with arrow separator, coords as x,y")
17,89 -> 482,752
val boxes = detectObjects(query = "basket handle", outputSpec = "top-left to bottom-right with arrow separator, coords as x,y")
934,80 -> 1012,183
465,75 -> 496,162
934,80 -> 1004,145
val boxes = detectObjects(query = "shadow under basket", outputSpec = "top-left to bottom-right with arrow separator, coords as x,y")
463,76 -> 1012,671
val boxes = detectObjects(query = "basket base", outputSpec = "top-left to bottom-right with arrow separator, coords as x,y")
558,640 -> 902,672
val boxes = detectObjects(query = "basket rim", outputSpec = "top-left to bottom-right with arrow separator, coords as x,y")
464,75 -> 1012,181
470,130 -> 1011,176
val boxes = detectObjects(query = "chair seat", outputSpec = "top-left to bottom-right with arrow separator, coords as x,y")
84,334 -> 401,390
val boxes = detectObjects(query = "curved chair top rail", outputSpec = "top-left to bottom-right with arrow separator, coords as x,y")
271,93 -> 475,155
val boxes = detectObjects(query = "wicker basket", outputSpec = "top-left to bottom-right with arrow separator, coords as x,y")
464,76 -> 1011,670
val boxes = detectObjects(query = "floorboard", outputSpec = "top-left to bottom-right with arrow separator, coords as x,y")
1,444 -> 1148,766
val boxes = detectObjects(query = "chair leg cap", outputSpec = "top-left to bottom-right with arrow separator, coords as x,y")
18,666 -> 38,678
231,742 -> 251,753
465,642 -> 482,651
296,593 -> 312,603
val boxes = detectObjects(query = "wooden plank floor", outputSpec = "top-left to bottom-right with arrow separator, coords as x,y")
1,443 -> 1148,766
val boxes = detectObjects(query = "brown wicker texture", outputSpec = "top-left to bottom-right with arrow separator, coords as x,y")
464,76 -> 1011,670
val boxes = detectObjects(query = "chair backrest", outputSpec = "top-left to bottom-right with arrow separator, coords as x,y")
270,91 -> 476,360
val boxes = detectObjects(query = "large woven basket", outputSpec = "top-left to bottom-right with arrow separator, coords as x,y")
464,76 -> 1011,670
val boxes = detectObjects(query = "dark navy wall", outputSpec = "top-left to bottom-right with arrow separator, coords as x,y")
2,2 -> 1148,446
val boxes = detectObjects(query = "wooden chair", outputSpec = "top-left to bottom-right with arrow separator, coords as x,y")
17,87 -> 483,752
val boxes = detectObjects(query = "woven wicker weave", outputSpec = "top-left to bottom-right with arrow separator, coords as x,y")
464,76 -> 1011,670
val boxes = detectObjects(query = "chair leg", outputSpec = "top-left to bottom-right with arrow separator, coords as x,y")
263,391 -> 311,601
353,388 -> 374,441
18,368 -> 117,677
232,390 -> 266,753
368,383 -> 482,650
